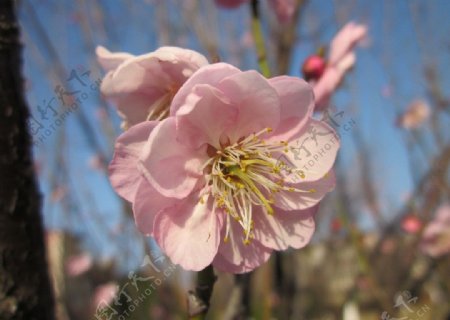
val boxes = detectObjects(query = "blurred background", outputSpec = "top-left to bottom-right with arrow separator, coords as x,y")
18,0 -> 449,319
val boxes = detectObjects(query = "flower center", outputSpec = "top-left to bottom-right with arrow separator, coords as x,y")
200,128 -> 311,245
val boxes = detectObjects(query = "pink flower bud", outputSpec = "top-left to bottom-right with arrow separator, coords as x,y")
302,55 -> 326,82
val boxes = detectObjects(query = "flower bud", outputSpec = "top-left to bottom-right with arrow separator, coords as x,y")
302,55 -> 326,82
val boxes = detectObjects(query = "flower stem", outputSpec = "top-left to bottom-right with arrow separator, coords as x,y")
250,0 -> 271,77
188,264 -> 217,319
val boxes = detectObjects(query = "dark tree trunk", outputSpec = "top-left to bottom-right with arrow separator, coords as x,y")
0,1 -> 55,319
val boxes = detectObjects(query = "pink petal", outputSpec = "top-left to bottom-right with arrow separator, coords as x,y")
113,92 -> 165,127
100,54 -> 172,96
96,46 -> 134,71
154,193 -> 223,271
313,67 -> 345,110
65,253 -> 93,277
92,282 -> 118,308
138,117 -> 207,199
274,170 -> 336,211
252,205 -> 316,250
329,22 -> 367,66
171,63 -> 241,116
267,76 -> 314,142
109,121 -> 158,202
175,84 -> 238,149
132,179 -> 176,236
100,47 -> 209,126
218,70 -> 280,142
102,47 -> 208,96
153,46 -> 209,80
213,220 -> 272,273
281,118 -> 340,182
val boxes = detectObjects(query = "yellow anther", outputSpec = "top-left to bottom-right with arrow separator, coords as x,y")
243,239 -> 251,245
288,187 -> 295,192
266,127 -> 273,133
224,236 -> 229,243
309,188 -> 316,193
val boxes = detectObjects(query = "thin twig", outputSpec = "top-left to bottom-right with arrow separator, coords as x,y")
250,0 -> 271,77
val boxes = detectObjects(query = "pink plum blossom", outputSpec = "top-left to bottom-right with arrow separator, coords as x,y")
65,253 -> 93,277
420,204 -> 450,257
109,63 -> 339,273
215,0 -> 247,8
91,282 -> 118,309
396,99 -> 430,129
309,22 -> 367,111
96,46 -> 209,129
401,215 -> 422,234
215,0 -> 295,24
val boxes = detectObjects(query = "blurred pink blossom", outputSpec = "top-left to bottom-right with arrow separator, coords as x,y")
396,99 -> 430,129
309,22 -> 367,111
268,0 -> 295,24
91,282 -> 118,308
96,46 -> 208,129
65,253 -> 93,277
109,63 -> 339,273
215,0 -> 247,8
420,204 -> 450,257
215,0 -> 295,23
401,215 -> 422,234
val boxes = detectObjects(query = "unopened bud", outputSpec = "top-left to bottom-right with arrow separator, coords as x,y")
302,55 -> 326,82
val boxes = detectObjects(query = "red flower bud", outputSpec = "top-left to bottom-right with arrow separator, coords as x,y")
302,55 -> 326,82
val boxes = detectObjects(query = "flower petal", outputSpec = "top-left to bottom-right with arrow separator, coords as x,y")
252,205 -> 317,250
274,170 -> 336,211
132,179 -> 176,236
175,84 -> 238,149
171,63 -> 241,116
96,46 -> 134,71
213,219 -> 272,273
218,70 -> 280,142
268,76 -> 314,142
154,193 -> 223,271
329,22 -> 367,66
108,121 -> 158,202
138,117 -> 207,199
280,118 -> 340,182
100,47 -> 209,126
